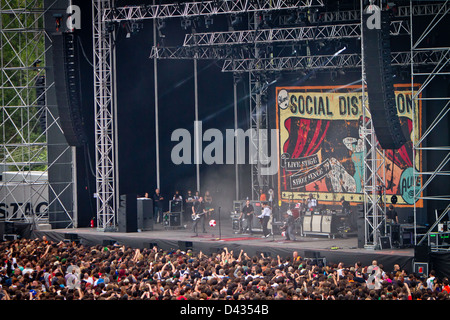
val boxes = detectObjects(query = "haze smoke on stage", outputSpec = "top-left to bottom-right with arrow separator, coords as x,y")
201,165 -> 237,213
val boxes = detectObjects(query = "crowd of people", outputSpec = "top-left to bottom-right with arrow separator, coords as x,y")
1,236 -> 449,301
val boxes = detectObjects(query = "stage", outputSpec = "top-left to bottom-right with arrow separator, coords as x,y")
31,214 -> 415,272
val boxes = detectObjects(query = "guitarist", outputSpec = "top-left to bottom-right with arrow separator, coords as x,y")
192,196 -> 207,234
239,199 -> 254,234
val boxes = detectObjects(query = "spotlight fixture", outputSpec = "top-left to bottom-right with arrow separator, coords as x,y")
181,18 -> 192,30
157,19 -> 166,30
262,12 -> 272,28
205,16 -> 213,28
331,70 -> 338,81
230,14 -> 243,29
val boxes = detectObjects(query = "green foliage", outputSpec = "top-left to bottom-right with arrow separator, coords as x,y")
1,0 -> 47,171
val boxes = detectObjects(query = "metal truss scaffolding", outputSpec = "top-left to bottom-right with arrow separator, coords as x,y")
410,1 -> 450,252
92,0 -> 118,231
0,0 -> 75,229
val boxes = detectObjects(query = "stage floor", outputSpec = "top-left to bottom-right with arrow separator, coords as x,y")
32,215 -> 415,272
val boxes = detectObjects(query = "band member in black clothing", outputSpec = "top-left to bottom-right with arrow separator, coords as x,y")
185,190 -> 195,222
204,190 -> 213,220
239,200 -> 254,234
341,197 -> 351,214
192,196 -> 207,234
386,204 -> 399,224
283,210 -> 296,241
153,189 -> 164,223
341,196 -> 356,231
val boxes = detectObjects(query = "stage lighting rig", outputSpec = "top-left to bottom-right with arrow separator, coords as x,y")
181,17 -> 192,30
205,15 -> 214,28
229,14 -> 244,30
261,12 -> 273,28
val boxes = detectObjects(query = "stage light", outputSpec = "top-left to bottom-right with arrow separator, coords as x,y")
131,21 -> 143,34
230,14 -> 243,29
316,41 -> 326,51
157,19 -> 166,31
291,45 -> 297,55
286,10 -> 297,24
331,70 -> 338,81
262,12 -> 272,28
181,18 -> 192,30
205,16 -> 213,28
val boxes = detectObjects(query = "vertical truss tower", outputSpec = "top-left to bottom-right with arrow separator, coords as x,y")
0,0 -> 76,229
92,0 -> 118,231
411,1 -> 450,251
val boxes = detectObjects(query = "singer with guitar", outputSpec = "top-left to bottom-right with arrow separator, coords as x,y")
192,196 -> 207,234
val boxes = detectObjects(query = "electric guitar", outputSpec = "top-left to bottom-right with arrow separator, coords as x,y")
192,208 -> 214,221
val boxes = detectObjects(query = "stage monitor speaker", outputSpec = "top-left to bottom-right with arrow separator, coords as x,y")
143,242 -> 158,249
102,239 -> 116,247
137,198 -> 153,231
64,233 -> 80,244
51,32 -> 88,147
379,236 -> 391,250
118,194 -> 138,233
178,241 -> 193,251
363,10 -> 406,150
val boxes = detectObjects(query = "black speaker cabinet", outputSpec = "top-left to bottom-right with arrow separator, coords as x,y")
363,10 -> 406,150
64,233 -> 80,244
118,194 -> 137,233
164,212 -> 181,227
51,32 -> 87,147
178,241 -> 193,251
379,236 -> 391,250
170,200 -> 182,213
0,222 -> 4,240
137,198 -> 153,231
102,239 -> 116,246
357,217 -> 365,248
414,245 -> 431,262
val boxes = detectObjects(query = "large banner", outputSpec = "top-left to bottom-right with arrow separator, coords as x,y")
276,84 -> 422,207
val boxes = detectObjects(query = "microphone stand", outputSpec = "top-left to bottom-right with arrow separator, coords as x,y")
218,207 -> 222,240
270,204 -> 276,242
